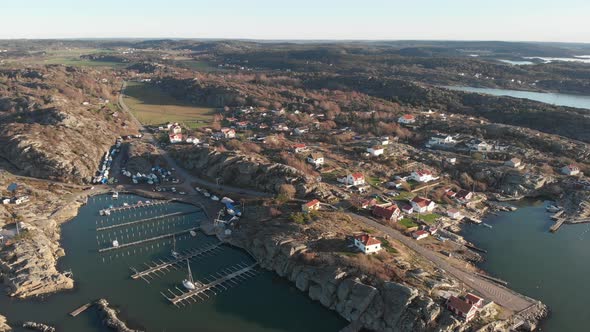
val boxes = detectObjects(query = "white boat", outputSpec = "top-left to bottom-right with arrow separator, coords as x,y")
112,239 -> 119,247
112,191 -> 119,199
211,195 -> 219,201
104,209 -> 111,216
123,202 -> 129,207
482,223 -> 493,229
546,205 -> 563,213
189,230 -> 197,237
171,235 -> 181,259
182,259 -> 196,290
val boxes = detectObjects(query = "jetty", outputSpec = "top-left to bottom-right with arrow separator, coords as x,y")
69,302 -> 94,317
162,262 -> 258,306
102,200 -> 171,214
131,242 -> 222,282
96,211 -> 195,231
550,218 -> 566,232
98,227 -> 199,252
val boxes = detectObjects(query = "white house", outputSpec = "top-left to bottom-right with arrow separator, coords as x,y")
220,127 -> 236,139
340,173 -> 365,186
412,230 -> 429,240
561,164 -> 580,176
169,133 -> 183,144
411,170 -> 436,183
293,143 -> 307,153
411,196 -> 436,213
367,145 -> 384,157
379,136 -> 390,146
447,208 -> 463,220
505,158 -> 522,168
307,152 -> 324,166
353,234 -> 382,254
302,199 -> 321,213
467,139 -> 490,151
169,123 -> 182,135
447,296 -> 479,322
398,114 -> 416,124
294,127 -> 309,136
428,134 -> 456,146
186,137 -> 200,144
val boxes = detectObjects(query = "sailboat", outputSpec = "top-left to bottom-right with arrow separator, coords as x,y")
171,235 -> 181,259
182,259 -> 196,290
112,191 -> 119,199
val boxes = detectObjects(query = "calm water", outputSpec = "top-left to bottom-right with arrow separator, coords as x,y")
497,59 -> 535,65
444,86 -> 590,110
461,200 -> 590,332
0,194 -> 346,332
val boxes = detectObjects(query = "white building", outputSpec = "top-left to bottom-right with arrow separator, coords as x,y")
467,139 -> 490,152
412,230 -> 429,240
561,164 -> 580,176
340,173 -> 365,186
398,114 -> 416,124
428,134 -> 456,146
353,234 -> 382,254
367,145 -> 384,157
411,170 -> 436,183
411,196 -> 436,213
218,128 -> 236,139
505,158 -> 522,168
307,152 -> 324,166
169,133 -> 183,144
447,208 -> 463,220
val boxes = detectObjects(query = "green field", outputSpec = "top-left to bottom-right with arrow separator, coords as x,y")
418,213 -> 441,225
399,218 -> 418,229
123,81 -> 216,127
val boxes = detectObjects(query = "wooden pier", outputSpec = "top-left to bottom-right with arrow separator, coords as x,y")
131,242 -> 223,282
162,262 -> 258,306
550,218 -> 566,232
98,227 -> 199,253
97,211 -> 195,231
69,302 -> 93,317
103,200 -> 171,214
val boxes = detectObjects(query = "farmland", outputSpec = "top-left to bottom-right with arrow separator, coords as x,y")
123,81 -> 216,127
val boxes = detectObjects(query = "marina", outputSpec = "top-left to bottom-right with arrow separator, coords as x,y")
0,193 -> 346,332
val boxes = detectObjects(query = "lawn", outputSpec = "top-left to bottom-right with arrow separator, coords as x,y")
418,213 -> 441,225
393,191 -> 416,201
398,218 -> 418,229
123,82 -> 216,127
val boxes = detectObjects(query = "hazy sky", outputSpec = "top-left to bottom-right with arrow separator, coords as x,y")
2,0 -> 590,42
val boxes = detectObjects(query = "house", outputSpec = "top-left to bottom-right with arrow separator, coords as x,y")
169,133 -> 183,144
465,293 -> 484,308
302,199 -> 321,213
185,137 -> 200,144
293,143 -> 307,153
401,205 -> 414,214
411,197 -> 436,213
379,136 -> 390,145
220,127 -> 236,139
467,139 -> 490,151
505,158 -> 522,168
367,145 -> 384,157
294,127 -> 309,136
273,123 -> 290,132
359,198 -> 378,209
561,164 -> 580,176
372,204 -> 401,221
13,196 -> 29,205
307,152 -> 324,166
446,157 -> 457,165
428,134 -> 456,146
353,234 -> 382,254
1,198 -> 10,205
412,230 -> 429,240
236,121 -> 249,130
411,170 -> 436,183
447,296 -> 479,322
169,123 -> 182,135
398,114 -> 416,124
455,190 -> 474,203
340,173 -> 365,186
447,208 -> 463,220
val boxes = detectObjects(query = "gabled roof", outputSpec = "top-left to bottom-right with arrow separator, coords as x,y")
309,152 -> 323,159
304,199 -> 320,208
415,169 -> 432,176
465,293 -> 483,304
448,296 -> 476,314
354,234 -> 381,246
372,204 -> 400,220
293,143 -> 307,149
401,114 -> 415,120
351,172 -> 364,180
411,196 -> 432,207
456,189 -> 472,199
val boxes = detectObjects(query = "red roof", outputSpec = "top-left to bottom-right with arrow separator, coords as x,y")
402,114 -> 415,120
304,199 -> 320,208
416,169 -> 432,176
412,196 -> 432,208
465,293 -> 483,305
351,172 -> 364,180
354,234 -> 381,246
448,296 -> 476,315
169,133 -> 183,139
372,204 -> 400,220
293,143 -> 307,149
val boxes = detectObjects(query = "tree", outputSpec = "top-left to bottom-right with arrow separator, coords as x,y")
279,184 -> 296,199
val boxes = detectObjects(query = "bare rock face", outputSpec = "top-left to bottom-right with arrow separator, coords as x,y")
0,315 -> 10,332
235,235 -> 466,332
171,147 -> 318,195
96,299 -> 144,332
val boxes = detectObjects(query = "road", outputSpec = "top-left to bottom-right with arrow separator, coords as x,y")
348,212 -> 537,313
117,82 -> 271,198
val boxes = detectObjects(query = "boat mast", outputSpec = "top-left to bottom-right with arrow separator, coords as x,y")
186,259 -> 194,283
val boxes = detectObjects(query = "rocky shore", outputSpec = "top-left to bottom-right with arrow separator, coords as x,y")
96,298 -> 144,332
0,315 -> 10,332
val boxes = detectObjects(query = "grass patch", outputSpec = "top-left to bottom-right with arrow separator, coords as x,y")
379,238 -> 399,254
123,82 -> 216,126
367,176 -> 382,186
418,213 -> 441,224
398,218 -> 418,229
393,191 -> 416,201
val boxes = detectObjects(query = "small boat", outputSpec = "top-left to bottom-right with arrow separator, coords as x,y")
482,223 -> 493,229
182,259 -> 196,290
112,191 -> 119,199
112,239 -> 119,247
171,235 -> 181,259
104,209 -> 111,216
211,195 -> 219,201
123,202 -> 129,207
546,205 -> 563,213
189,230 -> 197,237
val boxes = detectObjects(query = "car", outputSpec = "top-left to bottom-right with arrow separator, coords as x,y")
171,187 -> 177,193
203,192 -> 211,197
211,195 -> 220,201
179,191 -> 187,195
195,187 -> 202,192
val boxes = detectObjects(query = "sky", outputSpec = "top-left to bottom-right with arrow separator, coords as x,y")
1,0 -> 590,42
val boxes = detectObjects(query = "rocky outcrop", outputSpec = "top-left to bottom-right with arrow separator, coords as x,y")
234,235 -> 467,332
0,315 -> 10,332
22,321 -> 55,332
96,299 -> 143,332
171,147 -> 318,195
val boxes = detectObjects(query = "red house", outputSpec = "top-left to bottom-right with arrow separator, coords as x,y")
447,295 -> 479,322
301,199 -> 321,213
372,204 -> 401,221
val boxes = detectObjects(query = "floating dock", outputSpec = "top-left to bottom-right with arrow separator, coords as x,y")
550,218 -> 566,232
131,242 -> 223,282
69,302 -> 93,317
97,211 -> 195,231
98,227 -> 199,253
162,262 -> 258,306
103,200 -> 171,214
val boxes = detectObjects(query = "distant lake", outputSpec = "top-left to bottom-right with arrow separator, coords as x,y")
497,59 -> 534,65
443,86 -> 590,110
